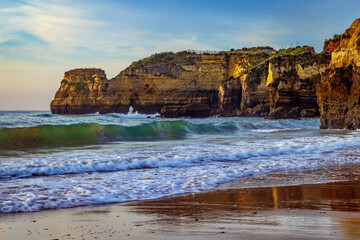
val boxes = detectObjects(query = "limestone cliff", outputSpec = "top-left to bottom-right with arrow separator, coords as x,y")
323,38 -> 341,53
237,60 -> 270,117
51,69 -> 108,114
103,52 -> 226,116
236,47 -> 330,119
266,53 -> 330,119
218,49 -> 274,116
51,47 -> 330,118
317,17 -> 360,129
51,48 -> 275,117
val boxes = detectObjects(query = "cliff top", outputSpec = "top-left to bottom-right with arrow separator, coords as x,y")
228,46 -> 275,54
127,46 -> 326,70
273,46 -> 316,57
128,51 -> 201,69
65,45 -> 329,82
65,68 -> 105,73
330,17 -> 360,68
128,47 -> 278,70
324,34 -> 342,43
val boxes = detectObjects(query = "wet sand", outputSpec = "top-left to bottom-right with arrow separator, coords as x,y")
1,164 -> 360,240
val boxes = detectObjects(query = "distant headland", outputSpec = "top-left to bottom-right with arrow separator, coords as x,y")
51,17 -> 360,129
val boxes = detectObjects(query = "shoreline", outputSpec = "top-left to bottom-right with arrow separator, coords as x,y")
1,164 -> 360,239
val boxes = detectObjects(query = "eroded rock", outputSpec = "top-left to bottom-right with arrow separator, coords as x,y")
317,17 -> 360,129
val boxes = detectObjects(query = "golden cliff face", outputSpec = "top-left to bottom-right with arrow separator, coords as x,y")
330,18 -> 360,68
266,54 -> 330,119
317,17 -> 360,129
51,47 -> 330,118
51,52 -> 230,116
103,53 -> 228,116
51,69 -> 108,114
236,46 -> 330,118
218,52 -> 271,115
323,39 -> 340,53
239,61 -> 270,117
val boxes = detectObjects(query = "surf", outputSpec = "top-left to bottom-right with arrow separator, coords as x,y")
0,120 -> 241,150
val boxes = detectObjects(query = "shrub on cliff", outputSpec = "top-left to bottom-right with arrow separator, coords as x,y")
237,52 -> 270,59
129,51 -> 199,69
324,34 -> 342,43
275,46 -> 314,57
245,60 -> 269,89
60,79 -> 86,90
71,82 -> 86,90
240,46 -> 273,51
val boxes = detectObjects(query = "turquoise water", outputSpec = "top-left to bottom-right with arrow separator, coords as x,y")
1,111 -> 359,213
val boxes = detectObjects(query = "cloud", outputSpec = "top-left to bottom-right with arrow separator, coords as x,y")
229,19 -> 291,49
0,0 -> 213,68
0,0 -> 104,47
0,31 -> 49,47
160,37 -> 212,53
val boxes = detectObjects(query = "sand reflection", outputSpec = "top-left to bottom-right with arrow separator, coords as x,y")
127,181 -> 360,238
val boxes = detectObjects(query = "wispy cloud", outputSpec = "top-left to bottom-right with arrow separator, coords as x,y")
0,0 -> 102,45
233,20 -> 291,49
1,0 -> 289,66
1,0 -> 359,110
0,0 -> 215,110
0,0 -> 212,66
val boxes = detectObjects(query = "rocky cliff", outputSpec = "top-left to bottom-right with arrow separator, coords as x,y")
266,52 -> 330,119
51,69 -> 108,114
323,38 -> 341,53
51,47 -> 330,118
317,17 -> 360,129
106,52 -> 226,116
234,47 -> 330,118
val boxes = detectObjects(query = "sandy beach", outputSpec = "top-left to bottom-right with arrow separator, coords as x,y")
1,164 -> 360,240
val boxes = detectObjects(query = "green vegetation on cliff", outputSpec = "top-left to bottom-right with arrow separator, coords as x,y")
324,34 -> 342,43
245,60 -> 269,89
61,79 -> 86,90
237,52 -> 270,59
61,79 -> 69,85
128,47 -> 276,69
234,46 -> 274,59
129,51 -> 200,69
71,82 -> 86,90
274,46 -> 315,57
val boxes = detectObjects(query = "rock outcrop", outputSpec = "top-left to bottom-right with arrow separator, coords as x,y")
317,17 -> 360,129
51,69 -> 108,114
323,39 -> 341,53
218,50 -> 273,116
51,47 -> 330,118
235,47 -> 330,119
266,53 -> 330,119
107,52 -> 227,116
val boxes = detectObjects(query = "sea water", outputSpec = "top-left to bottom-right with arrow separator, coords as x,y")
0,111 -> 359,213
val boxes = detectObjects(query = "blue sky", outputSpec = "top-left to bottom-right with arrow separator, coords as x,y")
1,0 -> 360,110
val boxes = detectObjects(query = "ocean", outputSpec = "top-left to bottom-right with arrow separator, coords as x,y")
1,111 -> 359,213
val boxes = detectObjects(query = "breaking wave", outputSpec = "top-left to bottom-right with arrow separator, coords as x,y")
0,120 -> 240,149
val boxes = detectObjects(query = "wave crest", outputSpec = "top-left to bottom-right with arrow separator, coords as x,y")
0,120 -> 239,149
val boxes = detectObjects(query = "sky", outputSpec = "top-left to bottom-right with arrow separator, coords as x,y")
1,0 -> 360,110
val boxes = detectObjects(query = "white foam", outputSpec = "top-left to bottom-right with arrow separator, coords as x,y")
2,129 -> 360,213
111,113 -> 160,119
251,128 -> 303,133
1,132 -> 360,180
1,148 -> 359,213
1,116 -> 359,213
110,106 -> 160,118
